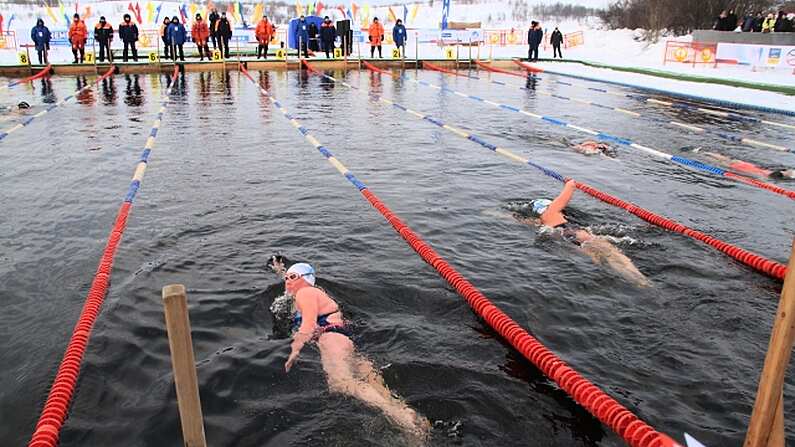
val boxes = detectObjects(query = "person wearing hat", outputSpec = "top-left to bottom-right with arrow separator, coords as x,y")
392,19 -> 406,58
30,19 -> 51,65
294,15 -> 309,58
160,17 -> 172,59
118,13 -> 139,62
276,261 -> 430,438
368,17 -> 384,58
319,16 -> 336,58
255,15 -> 275,59
68,13 -> 88,63
167,16 -> 187,61
192,14 -> 210,61
94,16 -> 114,63
208,8 -> 220,49
215,11 -> 232,58
520,179 -> 650,287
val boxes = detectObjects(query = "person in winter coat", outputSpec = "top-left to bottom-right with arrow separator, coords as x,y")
751,11 -> 764,32
167,16 -> 187,61
368,17 -> 384,58
527,21 -> 542,61
118,14 -> 139,62
215,12 -> 232,58
255,15 -> 275,59
392,19 -> 406,57
68,14 -> 88,63
774,11 -> 792,32
550,26 -> 563,58
294,15 -> 309,58
30,19 -> 51,65
307,21 -> 319,52
94,16 -> 113,62
319,16 -> 336,58
762,13 -> 776,33
208,8 -> 220,49
160,17 -> 171,59
192,14 -> 211,60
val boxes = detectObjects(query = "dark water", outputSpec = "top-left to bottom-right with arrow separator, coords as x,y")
1,67 -> 794,447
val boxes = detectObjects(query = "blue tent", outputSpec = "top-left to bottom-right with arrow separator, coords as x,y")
287,16 -> 323,49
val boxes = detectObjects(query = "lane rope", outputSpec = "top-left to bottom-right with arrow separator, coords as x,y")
1,65 -> 53,91
513,60 -> 795,121
27,65 -> 179,447
471,61 -> 793,154
242,62 -> 685,447
311,60 -> 787,280
402,61 -> 795,201
0,65 -> 115,143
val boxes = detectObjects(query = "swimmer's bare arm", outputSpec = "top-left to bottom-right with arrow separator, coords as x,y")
285,290 -> 317,372
546,179 -> 576,216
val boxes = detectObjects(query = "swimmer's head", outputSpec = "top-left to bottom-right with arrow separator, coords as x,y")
601,145 -> 618,158
771,169 -> 795,179
285,263 -> 315,294
530,199 -> 552,216
17,101 -> 30,110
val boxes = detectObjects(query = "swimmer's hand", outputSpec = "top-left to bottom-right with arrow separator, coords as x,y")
285,350 -> 299,372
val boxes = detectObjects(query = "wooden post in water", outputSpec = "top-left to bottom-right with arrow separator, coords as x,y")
162,284 -> 207,447
744,240 -> 795,447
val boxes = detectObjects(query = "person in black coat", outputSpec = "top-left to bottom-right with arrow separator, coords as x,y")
118,14 -> 139,61
751,11 -> 764,32
550,26 -> 563,58
308,21 -> 319,52
319,16 -> 336,58
208,9 -> 220,49
527,21 -> 542,62
216,12 -> 232,58
94,16 -> 114,62
774,11 -> 793,32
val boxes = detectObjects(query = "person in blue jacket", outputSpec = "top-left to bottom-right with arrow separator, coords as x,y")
167,16 -> 187,61
392,19 -> 407,57
527,21 -> 543,62
295,15 -> 309,58
31,19 -> 51,65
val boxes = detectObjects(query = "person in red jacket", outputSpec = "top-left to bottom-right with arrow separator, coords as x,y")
255,15 -> 275,59
68,13 -> 88,63
191,14 -> 210,60
368,17 -> 384,58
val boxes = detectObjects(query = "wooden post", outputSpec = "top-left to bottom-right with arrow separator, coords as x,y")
744,240 -> 795,447
162,284 -> 207,447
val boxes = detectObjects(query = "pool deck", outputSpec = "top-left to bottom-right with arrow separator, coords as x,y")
0,58 -> 517,77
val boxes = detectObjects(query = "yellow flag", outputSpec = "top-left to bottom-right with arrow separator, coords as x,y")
189,3 -> 198,19
410,4 -> 419,23
146,1 -> 154,23
295,0 -> 304,16
46,6 -> 60,25
250,3 -> 263,25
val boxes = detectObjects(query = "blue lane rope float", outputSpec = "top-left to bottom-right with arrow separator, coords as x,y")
301,59 -> 788,280
378,62 -> 795,200
467,61 -> 794,154
512,60 -> 795,124
238,63 -> 689,447
0,65 -> 115,143
27,66 -> 180,447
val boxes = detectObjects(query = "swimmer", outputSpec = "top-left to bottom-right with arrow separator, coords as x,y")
683,147 -> 794,179
574,140 -> 617,158
274,260 -> 430,440
518,179 -> 651,287
0,101 -> 31,112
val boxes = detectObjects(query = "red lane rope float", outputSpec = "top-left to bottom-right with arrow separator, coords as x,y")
474,59 -> 529,77
27,65 -> 180,447
3,65 -> 52,90
241,63 -> 684,447
422,60 -> 470,77
358,60 -> 788,280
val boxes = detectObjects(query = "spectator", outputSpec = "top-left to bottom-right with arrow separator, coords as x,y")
295,15 -> 309,58
774,11 -> 792,32
192,14 -> 211,61
308,20 -> 319,52
527,21 -> 542,62
68,13 -> 88,64
208,8 -> 220,49
160,17 -> 171,59
368,17 -> 384,58
752,11 -> 764,32
94,16 -> 113,62
319,16 -> 336,58
119,14 -> 139,62
167,16 -> 187,61
255,15 -> 275,59
393,19 -> 407,57
727,9 -> 738,29
714,10 -> 730,30
216,12 -> 232,58
762,13 -> 776,33
550,26 -> 563,58
30,19 -> 51,65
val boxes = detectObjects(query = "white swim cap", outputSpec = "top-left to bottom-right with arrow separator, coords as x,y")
531,199 -> 552,216
286,262 -> 316,286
